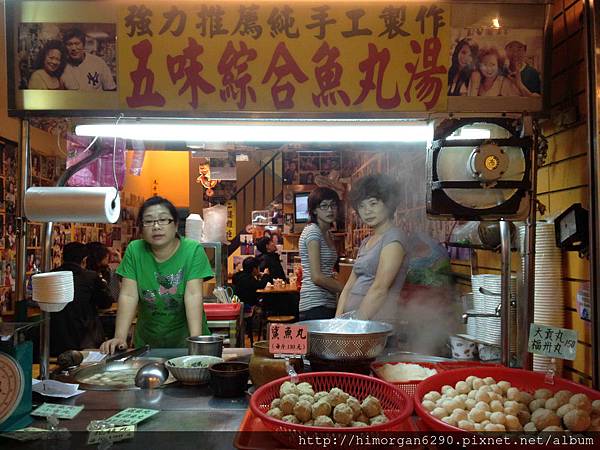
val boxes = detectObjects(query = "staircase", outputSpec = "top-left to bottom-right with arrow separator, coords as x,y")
228,151 -> 283,255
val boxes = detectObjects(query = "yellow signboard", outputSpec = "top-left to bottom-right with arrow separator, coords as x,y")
117,2 -> 451,113
226,199 -> 237,241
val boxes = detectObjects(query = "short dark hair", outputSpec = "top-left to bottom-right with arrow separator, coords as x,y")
256,236 -> 272,254
137,196 -> 179,228
63,28 -> 86,46
349,174 -> 401,218
63,242 -> 88,265
33,40 -> 67,77
242,256 -> 260,273
307,187 -> 340,223
86,241 -> 109,271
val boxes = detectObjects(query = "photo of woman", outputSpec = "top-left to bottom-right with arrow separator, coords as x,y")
27,40 -> 67,90
447,38 -> 478,96
468,47 -> 518,97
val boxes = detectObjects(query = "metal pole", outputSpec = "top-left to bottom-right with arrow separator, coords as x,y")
500,219 -> 512,367
585,0 -> 600,389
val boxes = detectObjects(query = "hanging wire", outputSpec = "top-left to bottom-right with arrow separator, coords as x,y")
111,113 -> 124,206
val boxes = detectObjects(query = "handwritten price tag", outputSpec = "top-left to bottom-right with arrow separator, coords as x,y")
528,323 -> 577,361
268,324 -> 308,356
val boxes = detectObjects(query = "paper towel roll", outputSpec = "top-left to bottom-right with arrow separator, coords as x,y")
25,187 -> 121,223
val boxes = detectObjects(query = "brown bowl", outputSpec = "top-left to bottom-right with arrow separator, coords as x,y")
209,362 -> 249,398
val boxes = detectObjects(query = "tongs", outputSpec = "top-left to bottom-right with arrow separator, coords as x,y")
105,345 -> 151,364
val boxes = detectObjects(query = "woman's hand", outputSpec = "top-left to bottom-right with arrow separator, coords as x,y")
100,337 -> 127,354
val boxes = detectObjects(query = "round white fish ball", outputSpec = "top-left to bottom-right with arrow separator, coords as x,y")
534,388 -> 553,400
455,381 -> 470,394
442,399 -> 459,415
569,393 -> 593,413
490,384 -> 503,395
445,388 -> 459,398
505,414 -> 522,431
484,423 -> 504,432
480,420 -> 490,428
542,425 -> 564,432
506,387 -> 520,401
465,399 -> 477,410
475,401 -> 491,412
592,399 -> 600,415
497,381 -> 511,393
432,407 -> 447,419
457,394 -> 468,402
475,391 -> 491,404
489,392 -> 503,402
563,409 -> 591,432
422,400 -> 436,412
523,422 -> 537,432
472,378 -> 485,390
556,403 -> 575,418
267,407 -> 284,419
467,390 -> 477,400
529,398 -> 546,412
483,377 -> 496,386
441,416 -> 457,426
478,385 -> 492,394
504,405 -> 520,416
553,390 -> 573,405
490,412 -> 506,425
468,408 -> 487,423
544,397 -> 562,411
453,398 -> 466,411
474,423 -> 483,431
451,409 -> 468,423
465,376 -> 476,387
441,385 -> 454,395
458,420 -> 475,431
271,398 -> 281,409
423,391 -> 441,402
490,400 -> 504,413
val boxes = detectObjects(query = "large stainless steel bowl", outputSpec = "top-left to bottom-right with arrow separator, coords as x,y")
298,319 -> 393,361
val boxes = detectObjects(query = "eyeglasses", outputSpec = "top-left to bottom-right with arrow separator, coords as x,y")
318,203 -> 338,211
142,218 -> 174,227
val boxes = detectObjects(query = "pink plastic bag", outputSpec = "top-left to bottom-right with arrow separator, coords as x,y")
66,135 -> 125,189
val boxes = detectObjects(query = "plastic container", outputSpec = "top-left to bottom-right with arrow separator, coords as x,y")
370,361 -> 438,398
203,303 -> 241,321
414,366 -> 600,432
250,371 -> 413,449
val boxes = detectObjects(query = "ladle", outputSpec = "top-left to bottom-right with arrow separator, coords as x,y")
135,362 -> 169,389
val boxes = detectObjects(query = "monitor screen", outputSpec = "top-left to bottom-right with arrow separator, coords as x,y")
294,192 -> 310,223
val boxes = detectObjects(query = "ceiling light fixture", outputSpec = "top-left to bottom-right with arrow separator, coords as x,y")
75,121 -> 432,143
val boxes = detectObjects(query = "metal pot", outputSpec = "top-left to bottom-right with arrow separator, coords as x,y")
297,319 -> 393,361
186,335 -> 223,357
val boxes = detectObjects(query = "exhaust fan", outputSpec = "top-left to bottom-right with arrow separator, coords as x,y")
427,119 -> 532,221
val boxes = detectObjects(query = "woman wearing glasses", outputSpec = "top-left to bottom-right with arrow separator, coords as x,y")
100,196 -> 213,353
299,187 -> 344,321
336,175 -> 410,340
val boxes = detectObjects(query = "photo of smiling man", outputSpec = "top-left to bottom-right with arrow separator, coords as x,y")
61,28 -> 116,91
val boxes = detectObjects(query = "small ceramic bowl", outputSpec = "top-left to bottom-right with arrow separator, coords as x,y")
165,355 -> 224,385
209,362 -> 249,397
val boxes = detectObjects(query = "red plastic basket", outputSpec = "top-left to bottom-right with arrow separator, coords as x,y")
250,371 -> 413,449
414,367 -> 600,432
204,303 -> 241,320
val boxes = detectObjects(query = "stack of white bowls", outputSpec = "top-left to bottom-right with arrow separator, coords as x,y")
470,274 -> 518,351
519,222 -> 564,373
185,213 -> 204,242
32,271 -> 74,312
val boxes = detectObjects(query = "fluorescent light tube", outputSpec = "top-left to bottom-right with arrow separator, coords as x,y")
75,122 -> 432,143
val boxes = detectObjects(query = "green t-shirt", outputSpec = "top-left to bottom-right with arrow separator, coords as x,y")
116,237 -> 214,348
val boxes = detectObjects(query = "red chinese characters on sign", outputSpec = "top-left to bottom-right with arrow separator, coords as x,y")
126,39 -> 165,108
311,42 -> 350,107
354,43 -> 400,109
404,37 -> 446,110
262,42 -> 308,110
268,324 -> 308,355
218,41 -> 258,109
167,37 -> 216,109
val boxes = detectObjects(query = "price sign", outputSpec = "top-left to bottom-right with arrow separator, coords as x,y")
528,323 -> 578,361
106,408 -> 159,426
268,324 -> 308,356
31,403 -> 84,419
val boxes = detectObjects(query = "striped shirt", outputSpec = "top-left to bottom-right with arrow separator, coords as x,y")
299,223 -> 338,311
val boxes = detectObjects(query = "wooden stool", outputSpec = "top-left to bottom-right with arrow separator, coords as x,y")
262,315 -> 296,340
